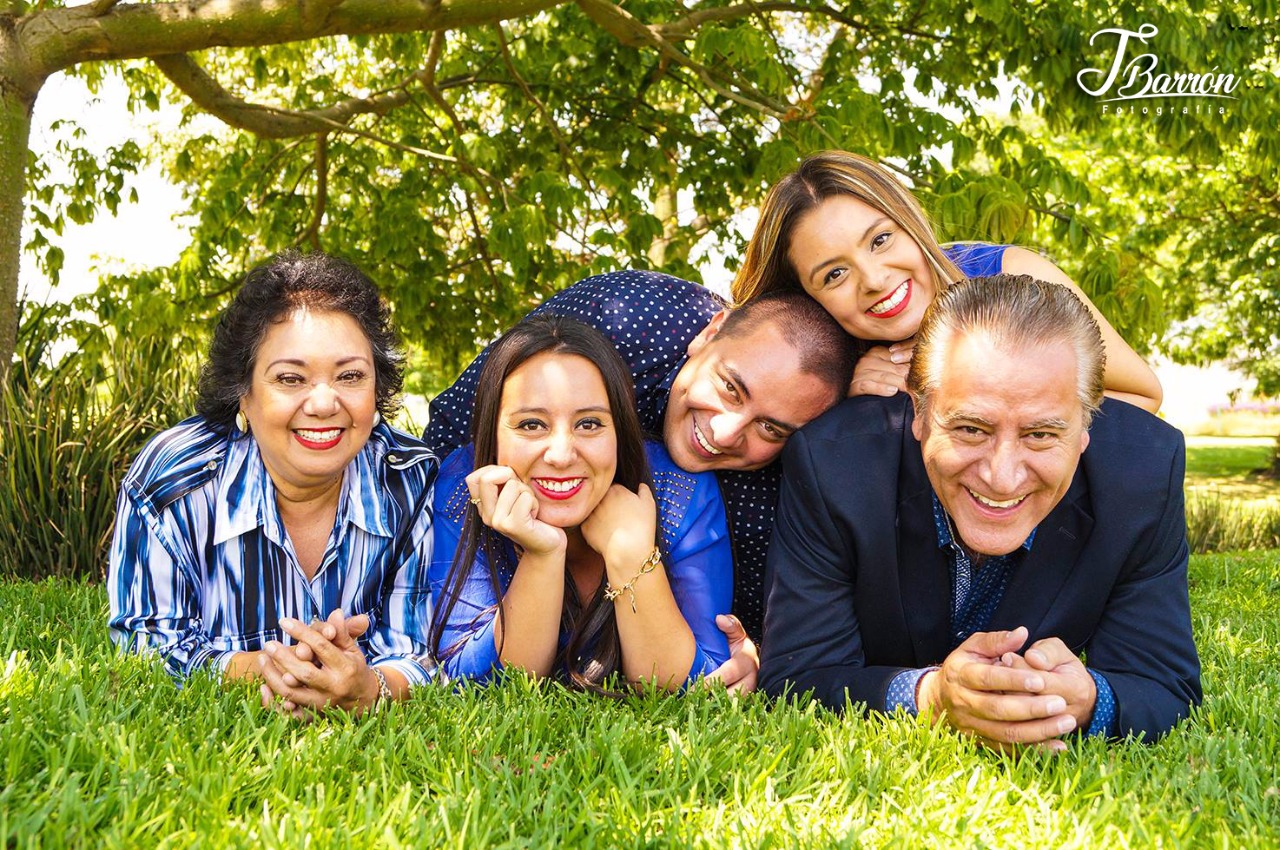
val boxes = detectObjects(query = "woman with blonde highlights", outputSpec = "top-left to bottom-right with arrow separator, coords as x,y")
731,150 -> 1162,413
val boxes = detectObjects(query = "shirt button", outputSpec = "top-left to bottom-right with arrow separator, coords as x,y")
204,460 -> 217,471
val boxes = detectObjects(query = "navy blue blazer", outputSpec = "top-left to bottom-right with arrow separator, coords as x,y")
758,395 -> 1202,741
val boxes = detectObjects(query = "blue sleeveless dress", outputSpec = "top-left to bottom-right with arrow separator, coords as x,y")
943,242 -> 1008,277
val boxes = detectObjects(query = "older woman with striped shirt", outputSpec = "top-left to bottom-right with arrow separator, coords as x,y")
108,251 -> 436,716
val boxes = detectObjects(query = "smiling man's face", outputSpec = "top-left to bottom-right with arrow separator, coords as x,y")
912,331 -> 1090,556
662,312 -> 835,473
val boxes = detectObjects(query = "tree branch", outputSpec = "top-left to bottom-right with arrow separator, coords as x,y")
411,33 -> 500,208
494,22 -> 621,239
654,1 -> 942,41
421,28 -> 446,92
88,0 -> 123,17
294,133 -> 328,250
418,33 -> 466,131
576,0 -> 791,119
657,2 -> 855,38
152,53 -> 412,138
20,0 -> 568,78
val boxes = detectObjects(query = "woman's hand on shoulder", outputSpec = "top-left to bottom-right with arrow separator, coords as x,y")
850,342 -> 913,398
581,482 -> 658,568
466,465 -> 566,556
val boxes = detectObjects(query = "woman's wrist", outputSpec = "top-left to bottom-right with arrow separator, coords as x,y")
358,666 -> 385,712
603,540 -> 658,581
516,545 -> 568,574
603,546 -> 662,613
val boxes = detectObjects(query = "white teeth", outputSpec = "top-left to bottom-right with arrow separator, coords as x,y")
534,478 -> 584,493
296,428 -> 341,441
867,281 -> 909,315
693,421 -> 722,455
969,489 -> 1025,509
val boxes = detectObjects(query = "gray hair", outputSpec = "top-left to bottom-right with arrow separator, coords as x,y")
907,274 -> 1106,426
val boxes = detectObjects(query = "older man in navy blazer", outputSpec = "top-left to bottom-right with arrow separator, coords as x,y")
759,275 -> 1200,748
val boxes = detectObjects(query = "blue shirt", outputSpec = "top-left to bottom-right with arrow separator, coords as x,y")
108,417 -> 438,686
884,494 -> 1118,737
429,441 -> 733,685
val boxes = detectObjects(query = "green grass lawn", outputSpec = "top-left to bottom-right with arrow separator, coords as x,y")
3,552 -> 1279,848
1185,437 -> 1278,503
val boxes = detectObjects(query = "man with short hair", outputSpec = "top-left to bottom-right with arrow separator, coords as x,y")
428,270 -> 856,660
759,274 -> 1200,746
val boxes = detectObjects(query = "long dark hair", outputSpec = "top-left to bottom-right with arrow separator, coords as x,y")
430,315 -> 659,694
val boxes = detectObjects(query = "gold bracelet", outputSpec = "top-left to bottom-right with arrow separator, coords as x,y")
603,546 -> 662,613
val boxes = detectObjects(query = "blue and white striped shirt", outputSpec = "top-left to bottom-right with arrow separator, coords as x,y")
108,416 -> 437,686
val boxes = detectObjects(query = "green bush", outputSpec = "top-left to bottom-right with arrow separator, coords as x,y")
0,306 -> 198,581
1186,492 -> 1280,555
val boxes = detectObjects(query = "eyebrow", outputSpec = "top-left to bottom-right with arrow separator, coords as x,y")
726,365 -> 752,401
263,355 -> 371,371
726,364 -> 802,434
508,406 -> 612,416
936,412 -> 1070,431
802,217 -> 894,282
861,216 -> 893,243
1024,418 -> 1070,430
936,411 -> 995,428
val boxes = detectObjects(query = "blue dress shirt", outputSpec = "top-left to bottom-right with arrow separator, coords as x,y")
885,495 -> 1118,737
108,416 -> 437,686
429,441 -> 733,685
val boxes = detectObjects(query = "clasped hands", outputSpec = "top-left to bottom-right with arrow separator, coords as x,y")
917,626 -> 1098,753
257,609 -> 382,720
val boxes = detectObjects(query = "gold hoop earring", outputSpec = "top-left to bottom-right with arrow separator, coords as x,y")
235,411 -> 249,434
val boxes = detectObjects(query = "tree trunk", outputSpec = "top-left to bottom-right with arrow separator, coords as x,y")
0,14 -> 42,380
647,156 -> 679,268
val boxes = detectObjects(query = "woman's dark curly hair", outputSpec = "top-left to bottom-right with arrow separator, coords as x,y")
195,250 -> 403,433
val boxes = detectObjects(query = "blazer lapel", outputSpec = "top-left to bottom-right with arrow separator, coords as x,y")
896,427 -> 953,666
991,472 -> 1093,638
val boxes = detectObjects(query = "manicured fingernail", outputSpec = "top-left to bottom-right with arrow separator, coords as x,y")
1057,716 -> 1077,734
265,643 -> 278,655
1046,696 -> 1066,714
1025,676 -> 1044,690
258,655 -> 268,667
280,617 -> 297,628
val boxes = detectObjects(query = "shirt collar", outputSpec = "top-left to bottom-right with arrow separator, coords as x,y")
212,435 -> 394,546
931,491 -> 1036,553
